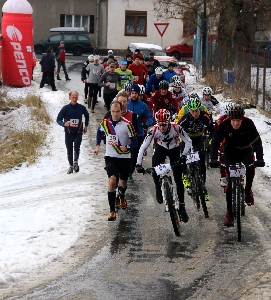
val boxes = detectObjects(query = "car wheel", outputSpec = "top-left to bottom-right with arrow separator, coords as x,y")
73,47 -> 83,56
34,45 -> 43,55
172,51 -> 181,60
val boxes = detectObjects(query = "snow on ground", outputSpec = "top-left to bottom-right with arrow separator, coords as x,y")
0,65 -> 270,286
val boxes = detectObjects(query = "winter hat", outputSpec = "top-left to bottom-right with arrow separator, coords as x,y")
94,55 -> 100,60
108,50 -> 113,54
60,41 -> 65,45
131,84 -> 140,94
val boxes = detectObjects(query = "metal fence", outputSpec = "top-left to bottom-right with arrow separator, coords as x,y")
205,40 -> 271,114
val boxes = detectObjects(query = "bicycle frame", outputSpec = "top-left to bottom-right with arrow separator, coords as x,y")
221,163 -> 247,241
186,151 -> 209,218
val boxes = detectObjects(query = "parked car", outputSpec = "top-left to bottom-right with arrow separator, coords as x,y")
164,37 -> 194,60
34,27 -> 94,56
127,42 -> 167,58
155,56 -> 186,83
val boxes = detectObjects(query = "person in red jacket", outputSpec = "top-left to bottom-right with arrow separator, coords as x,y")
128,56 -> 148,85
56,41 -> 71,81
149,80 -> 179,116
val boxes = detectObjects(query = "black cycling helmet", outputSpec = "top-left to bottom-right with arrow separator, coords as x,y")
227,103 -> 245,119
188,94 -> 201,110
159,80 -> 169,90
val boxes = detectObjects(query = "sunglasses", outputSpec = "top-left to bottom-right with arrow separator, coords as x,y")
158,123 -> 168,127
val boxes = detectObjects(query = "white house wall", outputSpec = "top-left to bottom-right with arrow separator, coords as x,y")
107,0 -> 183,50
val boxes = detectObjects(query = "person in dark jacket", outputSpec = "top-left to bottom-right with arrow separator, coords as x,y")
39,47 -> 57,91
210,103 -> 265,226
57,91 -> 89,174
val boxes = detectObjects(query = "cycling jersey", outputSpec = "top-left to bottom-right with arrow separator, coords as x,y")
96,116 -> 137,158
179,111 -> 214,138
114,68 -> 133,89
200,96 -> 224,116
174,104 -> 208,124
169,87 -> 189,107
137,123 -> 192,165
150,90 -> 179,115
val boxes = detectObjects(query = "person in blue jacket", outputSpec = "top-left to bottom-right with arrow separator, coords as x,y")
145,66 -> 167,95
57,91 -> 89,174
163,62 -> 177,83
127,84 -> 153,180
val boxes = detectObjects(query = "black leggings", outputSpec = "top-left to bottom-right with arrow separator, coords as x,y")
65,133 -> 83,166
152,144 -> 185,203
104,92 -> 118,111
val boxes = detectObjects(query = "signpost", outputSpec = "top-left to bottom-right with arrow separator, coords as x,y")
154,23 -> 169,48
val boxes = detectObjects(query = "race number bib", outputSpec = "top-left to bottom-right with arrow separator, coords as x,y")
109,83 -> 116,89
108,134 -> 118,145
186,151 -> 200,164
154,163 -> 171,176
133,76 -> 139,82
229,165 -> 246,178
70,119 -> 79,127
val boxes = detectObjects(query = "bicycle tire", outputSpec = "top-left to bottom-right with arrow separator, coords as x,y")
241,186 -> 245,216
194,168 -> 209,218
232,181 -> 236,218
204,137 -> 210,169
236,183 -> 242,241
188,166 -> 200,210
165,182 -> 180,236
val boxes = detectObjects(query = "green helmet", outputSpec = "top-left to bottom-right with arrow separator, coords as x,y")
188,94 -> 201,110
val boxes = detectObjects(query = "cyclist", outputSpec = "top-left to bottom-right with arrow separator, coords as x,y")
169,79 -> 189,108
93,101 -> 138,221
149,80 -> 180,117
145,67 -> 167,95
200,86 -> 224,118
138,84 -> 152,111
210,103 -> 265,226
136,109 -> 192,222
124,80 -> 133,98
179,96 -> 214,197
174,93 -> 208,124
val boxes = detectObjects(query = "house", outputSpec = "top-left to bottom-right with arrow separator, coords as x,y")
0,0 -> 184,54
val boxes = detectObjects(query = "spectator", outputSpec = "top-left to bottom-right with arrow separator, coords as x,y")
39,47 -> 57,91
55,41 -> 71,81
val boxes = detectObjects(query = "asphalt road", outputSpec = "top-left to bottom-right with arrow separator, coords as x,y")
4,62 -> 271,300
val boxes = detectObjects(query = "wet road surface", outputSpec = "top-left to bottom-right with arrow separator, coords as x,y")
4,62 -> 271,300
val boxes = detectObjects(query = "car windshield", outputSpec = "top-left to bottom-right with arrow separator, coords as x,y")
159,61 -> 179,69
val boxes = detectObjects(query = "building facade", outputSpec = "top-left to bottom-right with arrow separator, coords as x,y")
0,0 -> 184,53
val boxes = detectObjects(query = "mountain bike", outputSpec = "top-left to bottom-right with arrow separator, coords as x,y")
144,163 -> 181,237
219,163 -> 254,242
185,150 -> 209,218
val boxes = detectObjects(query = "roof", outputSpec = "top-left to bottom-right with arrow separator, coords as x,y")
129,43 -> 163,52
49,27 -> 86,32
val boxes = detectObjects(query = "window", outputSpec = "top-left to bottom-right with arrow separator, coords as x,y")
125,11 -> 147,36
59,14 -> 95,33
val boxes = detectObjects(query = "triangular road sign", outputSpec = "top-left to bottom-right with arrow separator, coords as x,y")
154,23 -> 169,37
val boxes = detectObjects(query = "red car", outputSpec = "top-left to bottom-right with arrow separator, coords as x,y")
164,37 -> 194,60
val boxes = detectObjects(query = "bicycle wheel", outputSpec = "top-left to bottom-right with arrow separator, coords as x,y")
194,167 -> 209,218
188,166 -> 200,210
241,186 -> 245,216
236,184 -> 242,241
203,137 -> 210,169
165,182 -> 180,236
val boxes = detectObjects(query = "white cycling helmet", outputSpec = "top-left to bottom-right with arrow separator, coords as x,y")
172,79 -> 183,88
202,86 -> 212,95
139,85 -> 145,95
88,54 -> 94,61
171,75 -> 180,82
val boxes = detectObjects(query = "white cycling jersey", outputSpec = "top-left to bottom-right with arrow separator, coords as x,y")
200,96 -> 224,116
137,122 -> 192,165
